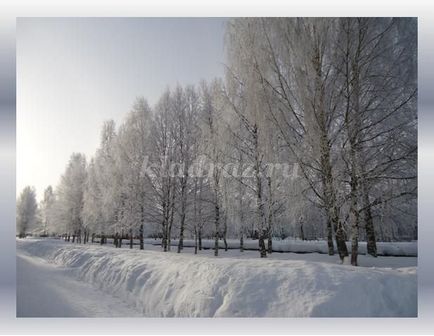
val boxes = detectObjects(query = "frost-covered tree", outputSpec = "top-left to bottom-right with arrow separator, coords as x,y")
94,121 -> 121,242
83,158 -> 103,243
56,153 -> 87,242
40,186 -> 56,236
171,85 -> 201,252
117,97 -> 153,249
145,89 -> 178,251
199,80 -> 228,256
222,17 -> 417,263
16,186 -> 38,238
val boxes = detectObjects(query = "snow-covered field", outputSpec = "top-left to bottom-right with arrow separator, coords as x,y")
16,238 -> 417,317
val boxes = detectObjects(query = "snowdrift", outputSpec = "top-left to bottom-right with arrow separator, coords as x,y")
17,239 -> 417,317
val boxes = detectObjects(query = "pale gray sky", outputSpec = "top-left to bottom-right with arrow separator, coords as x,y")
17,18 -> 228,200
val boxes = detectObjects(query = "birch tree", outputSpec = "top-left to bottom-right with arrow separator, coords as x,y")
16,186 -> 38,238
56,153 -> 87,243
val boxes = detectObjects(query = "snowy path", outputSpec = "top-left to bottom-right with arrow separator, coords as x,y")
17,251 -> 140,317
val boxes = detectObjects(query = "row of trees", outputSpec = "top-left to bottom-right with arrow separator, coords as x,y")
17,18 -> 417,265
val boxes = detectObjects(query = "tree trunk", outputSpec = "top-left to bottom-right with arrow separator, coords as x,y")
198,228 -> 202,251
312,43 -> 347,261
349,158 -> 360,266
326,219 -> 334,255
334,213 -> 348,263
129,230 -> 133,249
162,198 -> 170,252
178,212 -> 185,253
223,213 -> 228,252
239,190 -> 244,253
178,177 -> 187,253
139,205 -> 144,250
168,192 -> 175,251
253,124 -> 267,258
239,183 -> 244,253
349,152 -> 360,266
365,202 -> 377,257
360,180 -> 377,257
194,228 -> 198,255
322,153 -> 348,261
267,177 -> 273,254
162,218 -> 168,252
139,224 -> 144,250
259,229 -> 267,258
350,211 -> 359,266
267,231 -> 272,254
214,203 -> 220,257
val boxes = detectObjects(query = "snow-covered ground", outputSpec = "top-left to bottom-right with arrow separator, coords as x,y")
16,238 -> 417,317
16,249 -> 140,317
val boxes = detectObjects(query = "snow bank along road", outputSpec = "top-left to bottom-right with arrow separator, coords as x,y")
16,238 -> 417,317
17,247 -> 140,317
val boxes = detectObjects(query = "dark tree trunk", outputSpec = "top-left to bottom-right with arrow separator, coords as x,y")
162,218 -> 167,252
365,204 -> 377,257
223,215 -> 228,252
178,215 -> 185,253
167,195 -> 175,251
198,228 -> 202,251
139,224 -> 144,250
267,177 -> 273,254
349,174 -> 360,266
178,174 -> 188,253
335,223 -> 348,263
253,124 -> 267,258
360,172 -> 377,257
267,230 -> 272,254
239,203 -> 244,253
259,229 -> 267,258
326,219 -> 334,255
194,228 -> 198,255
214,203 -> 220,257
139,205 -> 144,250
